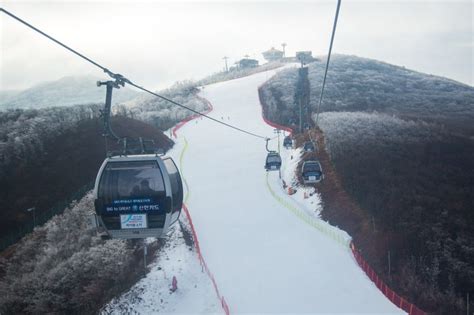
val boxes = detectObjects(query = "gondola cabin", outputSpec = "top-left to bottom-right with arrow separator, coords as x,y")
303,141 -> 316,152
265,152 -> 282,171
283,136 -> 293,149
301,160 -> 324,184
93,154 -> 183,239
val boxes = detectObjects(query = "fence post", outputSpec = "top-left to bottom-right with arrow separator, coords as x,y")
388,250 -> 391,280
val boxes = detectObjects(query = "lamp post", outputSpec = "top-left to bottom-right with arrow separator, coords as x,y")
223,56 -> 229,72
274,129 -> 282,179
26,207 -> 36,227
274,129 -> 281,153
281,43 -> 287,57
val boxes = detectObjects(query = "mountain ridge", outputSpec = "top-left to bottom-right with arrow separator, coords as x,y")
0,75 -> 143,109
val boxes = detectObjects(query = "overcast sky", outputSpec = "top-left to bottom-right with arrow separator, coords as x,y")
1,0 -> 472,91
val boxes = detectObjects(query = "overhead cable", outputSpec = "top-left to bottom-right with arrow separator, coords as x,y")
0,8 -> 269,140
314,0 -> 342,125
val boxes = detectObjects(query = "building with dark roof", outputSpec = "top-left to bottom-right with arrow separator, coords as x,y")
262,47 -> 284,62
238,58 -> 259,69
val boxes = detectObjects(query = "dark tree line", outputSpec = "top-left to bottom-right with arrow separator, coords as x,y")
318,112 -> 474,313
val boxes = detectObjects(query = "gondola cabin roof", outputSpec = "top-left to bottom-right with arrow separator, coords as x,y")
106,154 -> 164,160
266,152 -> 281,159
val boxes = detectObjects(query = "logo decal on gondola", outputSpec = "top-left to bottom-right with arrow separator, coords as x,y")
105,198 -> 160,213
113,198 -> 152,204
120,214 -> 147,229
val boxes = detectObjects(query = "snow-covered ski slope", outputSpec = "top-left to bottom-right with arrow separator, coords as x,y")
168,68 -> 404,314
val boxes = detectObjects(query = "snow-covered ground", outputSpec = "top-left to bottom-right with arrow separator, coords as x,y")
102,222 -> 220,314
105,68 -> 405,314
279,146 -> 324,220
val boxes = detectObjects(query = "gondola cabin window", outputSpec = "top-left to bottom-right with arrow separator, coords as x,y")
98,160 -> 165,204
267,155 -> 281,163
163,158 -> 183,214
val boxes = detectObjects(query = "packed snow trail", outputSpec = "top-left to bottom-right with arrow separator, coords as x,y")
169,69 -> 404,314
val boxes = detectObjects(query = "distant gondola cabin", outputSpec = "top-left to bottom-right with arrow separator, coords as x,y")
265,152 -> 282,171
301,160 -> 324,184
262,47 -> 284,62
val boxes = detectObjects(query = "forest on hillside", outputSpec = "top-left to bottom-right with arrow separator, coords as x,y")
0,82 -> 204,244
318,112 -> 474,313
115,81 -> 207,131
116,63 -> 284,131
0,62 -> 281,246
0,194 -> 166,314
261,55 -> 474,136
0,75 -> 141,110
260,55 -> 474,313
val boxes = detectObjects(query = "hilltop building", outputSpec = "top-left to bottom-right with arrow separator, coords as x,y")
262,47 -> 284,62
296,51 -> 316,65
238,58 -> 259,69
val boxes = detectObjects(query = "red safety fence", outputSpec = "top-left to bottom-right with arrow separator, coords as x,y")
172,96 -> 230,314
177,83 -> 426,315
350,242 -> 426,315
257,86 -> 293,135
182,204 -> 230,315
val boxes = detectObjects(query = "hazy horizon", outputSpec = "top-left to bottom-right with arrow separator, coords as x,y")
1,0 -> 472,92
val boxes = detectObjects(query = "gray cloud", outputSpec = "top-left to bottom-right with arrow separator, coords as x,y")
1,0 -> 472,91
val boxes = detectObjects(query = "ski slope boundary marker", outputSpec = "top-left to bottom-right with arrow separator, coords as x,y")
172,95 -> 214,138
181,203 -> 230,315
350,242 -> 426,315
174,102 -> 231,315
258,86 -> 293,135
258,77 -> 425,315
265,173 -> 351,248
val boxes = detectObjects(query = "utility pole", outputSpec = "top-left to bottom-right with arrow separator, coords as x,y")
281,43 -> 287,57
388,250 -> 391,280
296,66 -> 309,133
274,129 -> 281,153
299,98 -> 303,133
223,56 -> 229,72
273,129 -> 282,180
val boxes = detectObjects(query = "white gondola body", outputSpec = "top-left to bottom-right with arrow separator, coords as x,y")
93,154 -> 182,239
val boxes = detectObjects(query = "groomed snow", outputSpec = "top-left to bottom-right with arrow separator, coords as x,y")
105,68 -> 405,314
102,223 -> 220,314
169,69 -> 405,314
